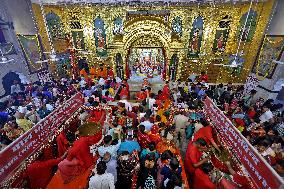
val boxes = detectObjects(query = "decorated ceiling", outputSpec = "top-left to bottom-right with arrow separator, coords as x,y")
31,0 -> 275,83
31,0 -> 267,5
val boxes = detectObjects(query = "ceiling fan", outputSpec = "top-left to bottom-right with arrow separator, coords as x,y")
0,48 -> 14,64
78,50 -> 93,55
35,49 -> 61,64
272,60 -> 284,65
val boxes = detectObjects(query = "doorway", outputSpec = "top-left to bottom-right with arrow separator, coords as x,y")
127,47 -> 166,82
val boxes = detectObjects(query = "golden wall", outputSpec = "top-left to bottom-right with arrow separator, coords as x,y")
32,1 -> 275,83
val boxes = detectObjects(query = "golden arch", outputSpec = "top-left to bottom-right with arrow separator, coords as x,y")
122,18 -> 172,79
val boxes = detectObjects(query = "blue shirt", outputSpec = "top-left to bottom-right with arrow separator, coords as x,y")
140,149 -> 159,160
83,89 -> 92,97
161,165 -> 182,182
118,140 -> 141,154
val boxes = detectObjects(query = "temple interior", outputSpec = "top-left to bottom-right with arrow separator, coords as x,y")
1,0 -> 284,188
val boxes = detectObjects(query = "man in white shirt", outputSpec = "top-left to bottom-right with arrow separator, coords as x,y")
89,161 -> 115,189
147,93 -> 156,111
119,98 -> 132,112
96,152 -> 117,183
259,106 -> 274,123
79,77 -> 87,88
174,113 -> 189,131
10,80 -> 22,94
140,116 -> 154,131
98,77 -> 105,86
98,135 -> 121,158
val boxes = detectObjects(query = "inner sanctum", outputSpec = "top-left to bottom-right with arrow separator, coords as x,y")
1,0 -> 284,189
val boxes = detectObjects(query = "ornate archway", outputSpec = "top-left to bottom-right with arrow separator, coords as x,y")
122,17 -> 172,80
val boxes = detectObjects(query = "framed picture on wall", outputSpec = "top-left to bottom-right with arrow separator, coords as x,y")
252,35 -> 284,79
17,34 -> 47,74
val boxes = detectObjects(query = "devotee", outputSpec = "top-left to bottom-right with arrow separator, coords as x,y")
161,157 -> 182,189
192,163 -> 215,189
136,88 -> 147,100
137,125 -> 151,149
15,112 -> 33,132
88,161 -> 115,189
162,81 -> 170,98
97,152 -> 117,183
58,123 -> 102,183
1,117 -> 24,142
198,71 -> 208,83
119,98 -> 132,112
184,138 -> 208,175
118,133 -> 141,154
24,151 -> 67,189
138,153 -> 158,189
116,151 -> 140,189
98,135 -> 121,158
11,80 -> 22,94
259,105 -> 275,124
193,118 -> 221,153
140,115 -> 154,131
140,141 -> 159,161
119,84 -> 129,100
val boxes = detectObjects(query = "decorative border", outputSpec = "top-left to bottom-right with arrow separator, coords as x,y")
17,34 -> 48,74
253,35 -> 284,79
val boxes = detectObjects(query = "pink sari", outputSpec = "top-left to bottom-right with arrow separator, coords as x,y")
58,158 -> 83,184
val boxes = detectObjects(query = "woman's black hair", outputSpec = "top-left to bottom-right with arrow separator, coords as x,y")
96,161 -> 107,175
201,163 -> 214,174
161,150 -> 173,161
103,135 -> 112,145
165,173 -> 182,189
169,157 -> 179,171
148,142 -> 156,151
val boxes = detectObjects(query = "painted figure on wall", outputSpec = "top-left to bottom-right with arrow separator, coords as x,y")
253,36 -> 284,78
46,12 -> 65,40
113,17 -> 123,35
71,31 -> 85,50
213,15 -> 231,53
169,54 -> 178,81
237,9 -> 257,42
17,34 -> 47,73
116,53 -> 124,79
172,16 -> 182,37
94,17 -> 107,57
188,16 -> 203,58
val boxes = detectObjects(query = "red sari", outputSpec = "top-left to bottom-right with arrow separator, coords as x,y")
89,109 -> 106,126
56,132 -> 69,157
25,158 -> 62,189
137,131 -> 151,149
148,124 -> 161,144
192,168 -> 215,189
162,84 -> 170,98
136,91 -> 147,100
58,134 -> 102,183
184,141 -> 203,175
120,87 -> 129,99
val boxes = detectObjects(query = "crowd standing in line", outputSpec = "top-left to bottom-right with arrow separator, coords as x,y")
2,69 -> 284,189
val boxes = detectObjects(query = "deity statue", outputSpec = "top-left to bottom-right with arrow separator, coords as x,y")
113,17 -> 123,35
95,28 -> 105,50
190,28 -> 200,53
76,33 -> 82,49
217,33 -> 224,51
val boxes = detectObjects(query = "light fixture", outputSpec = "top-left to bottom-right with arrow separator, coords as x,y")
0,48 -> 14,64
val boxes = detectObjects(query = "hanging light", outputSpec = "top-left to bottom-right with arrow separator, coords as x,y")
0,48 -> 14,64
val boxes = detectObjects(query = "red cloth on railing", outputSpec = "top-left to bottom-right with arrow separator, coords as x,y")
56,132 -> 69,157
